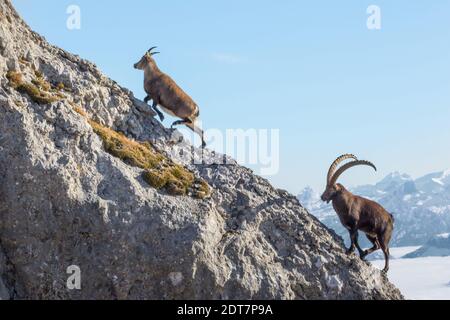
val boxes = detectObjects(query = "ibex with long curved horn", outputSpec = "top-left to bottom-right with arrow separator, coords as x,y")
321,154 -> 394,273
134,47 -> 206,148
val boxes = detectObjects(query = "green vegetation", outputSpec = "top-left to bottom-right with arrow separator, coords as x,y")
89,120 -> 164,169
6,71 -> 63,105
72,104 -> 87,117
56,82 -> 66,91
73,106 -> 210,199
34,69 -> 43,79
32,77 -> 51,91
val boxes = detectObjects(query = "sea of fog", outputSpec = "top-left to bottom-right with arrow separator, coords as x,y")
371,247 -> 450,300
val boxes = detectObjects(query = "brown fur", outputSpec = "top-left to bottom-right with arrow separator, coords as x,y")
134,49 -> 205,148
322,165 -> 394,273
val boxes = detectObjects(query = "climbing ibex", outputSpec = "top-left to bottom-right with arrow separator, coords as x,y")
134,47 -> 206,148
321,154 -> 394,273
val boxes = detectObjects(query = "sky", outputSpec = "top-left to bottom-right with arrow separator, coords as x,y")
11,0 -> 450,193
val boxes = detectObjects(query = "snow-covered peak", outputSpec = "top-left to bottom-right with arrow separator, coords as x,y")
376,172 -> 412,187
388,171 -> 412,180
298,186 -> 319,201
415,170 -> 450,193
298,186 -> 321,211
432,170 -> 450,186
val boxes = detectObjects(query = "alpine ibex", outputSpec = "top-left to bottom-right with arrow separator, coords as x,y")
321,154 -> 394,273
134,47 -> 206,148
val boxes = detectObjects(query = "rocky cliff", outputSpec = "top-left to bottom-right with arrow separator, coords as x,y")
0,0 -> 402,300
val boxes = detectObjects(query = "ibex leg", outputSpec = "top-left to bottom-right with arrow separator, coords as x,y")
186,121 -> 206,149
171,118 -> 191,129
347,229 -> 365,257
151,100 -> 164,122
379,233 -> 391,273
360,234 -> 380,260
346,229 -> 356,254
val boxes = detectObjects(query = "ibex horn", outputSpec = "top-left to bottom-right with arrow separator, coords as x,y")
326,154 -> 358,185
330,160 -> 377,186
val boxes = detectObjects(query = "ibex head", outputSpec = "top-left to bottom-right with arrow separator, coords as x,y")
321,154 -> 377,203
134,46 -> 160,70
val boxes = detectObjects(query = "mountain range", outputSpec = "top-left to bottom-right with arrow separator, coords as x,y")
404,233 -> 450,258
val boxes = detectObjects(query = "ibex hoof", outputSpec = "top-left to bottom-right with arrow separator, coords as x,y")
158,114 -> 164,122
359,250 -> 368,260
345,249 -> 354,255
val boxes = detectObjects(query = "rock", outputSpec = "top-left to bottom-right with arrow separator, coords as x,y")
0,0 -> 403,300
315,255 -> 328,269
168,272 -> 184,287
326,275 -> 343,292
132,98 -> 156,116
0,278 -> 9,300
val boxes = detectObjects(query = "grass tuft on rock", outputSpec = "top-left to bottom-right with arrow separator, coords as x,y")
6,71 -> 62,105
31,77 -> 51,91
56,82 -> 66,91
6,70 -> 22,84
89,120 -> 163,169
84,115 -> 210,199
72,105 -> 87,117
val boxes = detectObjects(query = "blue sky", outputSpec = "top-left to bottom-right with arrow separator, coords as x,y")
12,0 -> 450,193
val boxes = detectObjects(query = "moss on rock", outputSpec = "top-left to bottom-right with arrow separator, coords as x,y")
6,70 -> 62,105
70,107 -> 210,199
